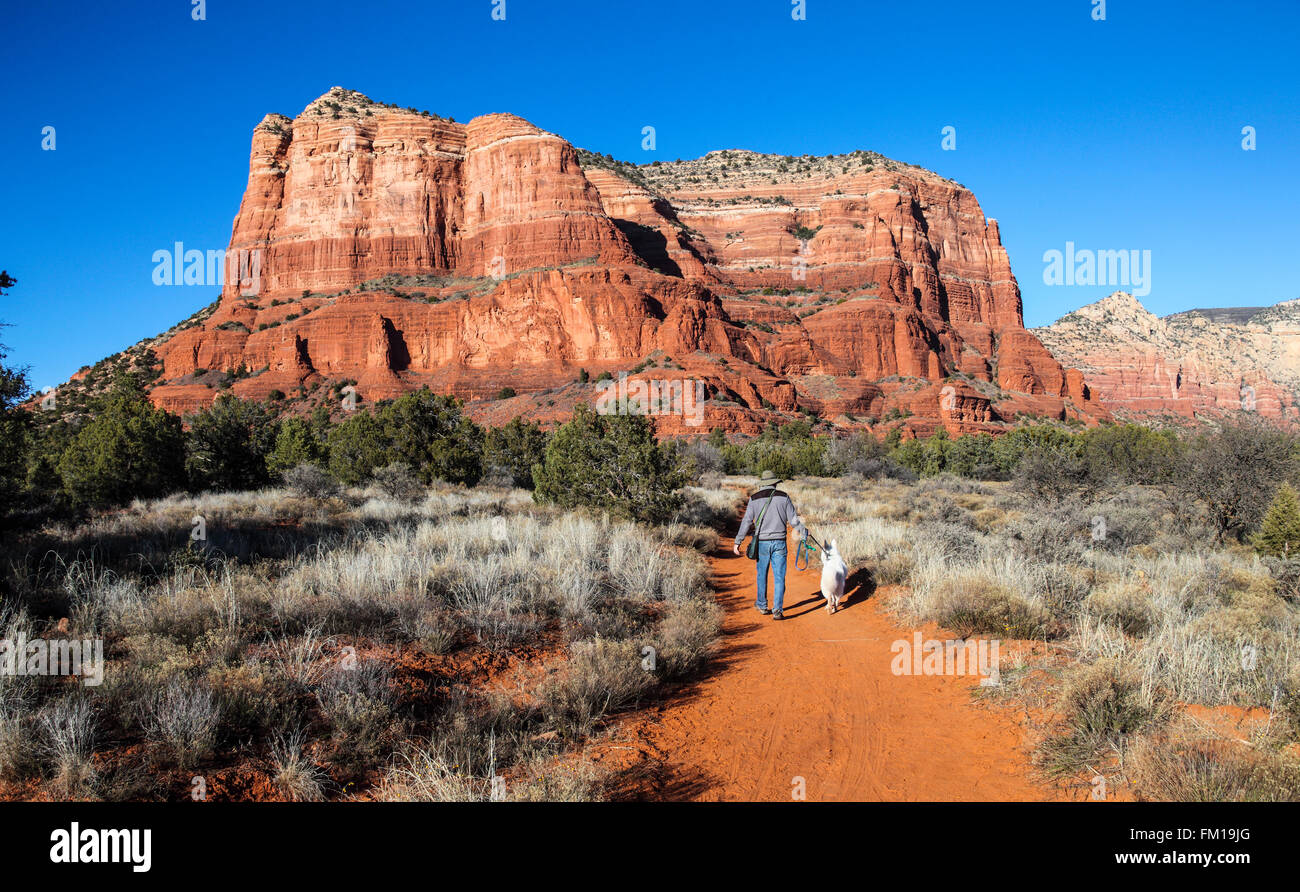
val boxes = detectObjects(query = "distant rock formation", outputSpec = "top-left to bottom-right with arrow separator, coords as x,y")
1033,290 -> 1300,425
107,87 -> 1105,436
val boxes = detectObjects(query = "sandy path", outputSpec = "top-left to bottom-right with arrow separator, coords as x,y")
613,535 -> 1062,802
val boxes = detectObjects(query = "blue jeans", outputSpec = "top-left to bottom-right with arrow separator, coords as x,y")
755,539 -> 788,613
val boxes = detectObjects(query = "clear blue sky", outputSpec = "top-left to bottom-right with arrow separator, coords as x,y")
3,0 -> 1297,391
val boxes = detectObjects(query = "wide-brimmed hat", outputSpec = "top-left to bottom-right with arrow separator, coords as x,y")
752,470 -> 783,493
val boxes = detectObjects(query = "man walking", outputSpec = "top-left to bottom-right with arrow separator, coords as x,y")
732,471 -> 804,620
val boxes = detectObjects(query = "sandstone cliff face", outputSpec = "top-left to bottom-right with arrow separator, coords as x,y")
141,87 -> 1103,436
1033,291 -> 1300,424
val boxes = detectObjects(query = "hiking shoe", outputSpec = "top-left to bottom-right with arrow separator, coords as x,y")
773,611 -> 784,621
756,607 -> 771,615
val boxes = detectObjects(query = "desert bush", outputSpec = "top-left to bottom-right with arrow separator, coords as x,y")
283,463 -> 340,500
678,437 -> 725,479
1037,658 -> 1171,778
315,661 -> 399,773
327,390 -> 484,487
1176,419 -> 1297,543
534,404 -> 686,524
540,638 -> 655,737
823,432 -> 887,476
1013,446 -> 1092,503
57,383 -> 185,509
271,729 -> 327,801
370,462 -> 424,503
482,417 -> 547,489
143,678 -> 221,767
184,393 -> 277,492
39,696 -> 98,796
265,415 -> 327,478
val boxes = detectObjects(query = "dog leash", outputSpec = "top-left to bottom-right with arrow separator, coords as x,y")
795,527 -> 824,571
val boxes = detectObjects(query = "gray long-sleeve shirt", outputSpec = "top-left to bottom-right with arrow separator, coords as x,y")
734,488 -> 802,545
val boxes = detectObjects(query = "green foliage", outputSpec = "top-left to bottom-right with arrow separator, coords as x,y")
184,394 -> 277,491
483,417 -> 548,489
0,270 -> 31,514
266,416 -> 326,479
57,382 -> 185,508
1177,420 -> 1297,542
719,420 -> 827,478
533,404 -> 686,523
379,390 -> 483,486
1254,482 -> 1300,558
328,390 -> 483,486
326,411 -> 390,486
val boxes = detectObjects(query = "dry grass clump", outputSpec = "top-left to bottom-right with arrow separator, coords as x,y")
271,729 -> 327,802
654,598 -> 724,679
39,696 -> 98,798
1083,581 -> 1155,637
1127,722 -> 1300,801
142,678 -> 221,768
540,638 -> 657,737
1037,658 -> 1172,781
932,573 -> 1055,639
1,478 -> 720,801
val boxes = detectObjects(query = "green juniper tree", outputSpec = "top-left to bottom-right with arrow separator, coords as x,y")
1254,481 -> 1300,558
533,403 -> 686,524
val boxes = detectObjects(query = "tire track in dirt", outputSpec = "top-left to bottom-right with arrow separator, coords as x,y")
613,534 -> 1064,802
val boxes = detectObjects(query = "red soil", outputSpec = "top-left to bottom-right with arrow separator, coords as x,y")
601,539 -> 1066,802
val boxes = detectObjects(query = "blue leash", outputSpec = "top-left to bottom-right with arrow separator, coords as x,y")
794,528 -> 823,571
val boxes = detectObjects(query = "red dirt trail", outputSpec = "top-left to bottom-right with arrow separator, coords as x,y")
610,536 -> 1065,802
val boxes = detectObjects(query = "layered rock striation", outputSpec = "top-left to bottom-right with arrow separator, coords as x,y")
137,87 -> 1104,435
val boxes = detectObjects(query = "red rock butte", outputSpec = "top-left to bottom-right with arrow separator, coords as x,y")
145,87 -> 1107,436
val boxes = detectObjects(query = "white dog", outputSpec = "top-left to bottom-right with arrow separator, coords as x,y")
820,538 -> 848,613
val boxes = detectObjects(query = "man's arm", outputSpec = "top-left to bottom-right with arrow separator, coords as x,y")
734,498 -> 755,546
784,495 -> 806,537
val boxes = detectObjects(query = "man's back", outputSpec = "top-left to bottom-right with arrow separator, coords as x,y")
735,487 -> 800,543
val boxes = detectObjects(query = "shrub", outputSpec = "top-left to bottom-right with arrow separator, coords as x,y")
58,383 -> 185,508
1254,481 -> 1300,558
184,393 -> 277,492
266,416 -> 326,478
1177,419 -> 1297,543
533,404 -> 686,524
283,463 -> 340,499
380,390 -> 484,486
370,462 -> 424,503
1013,446 -> 1091,503
482,417 -> 548,489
